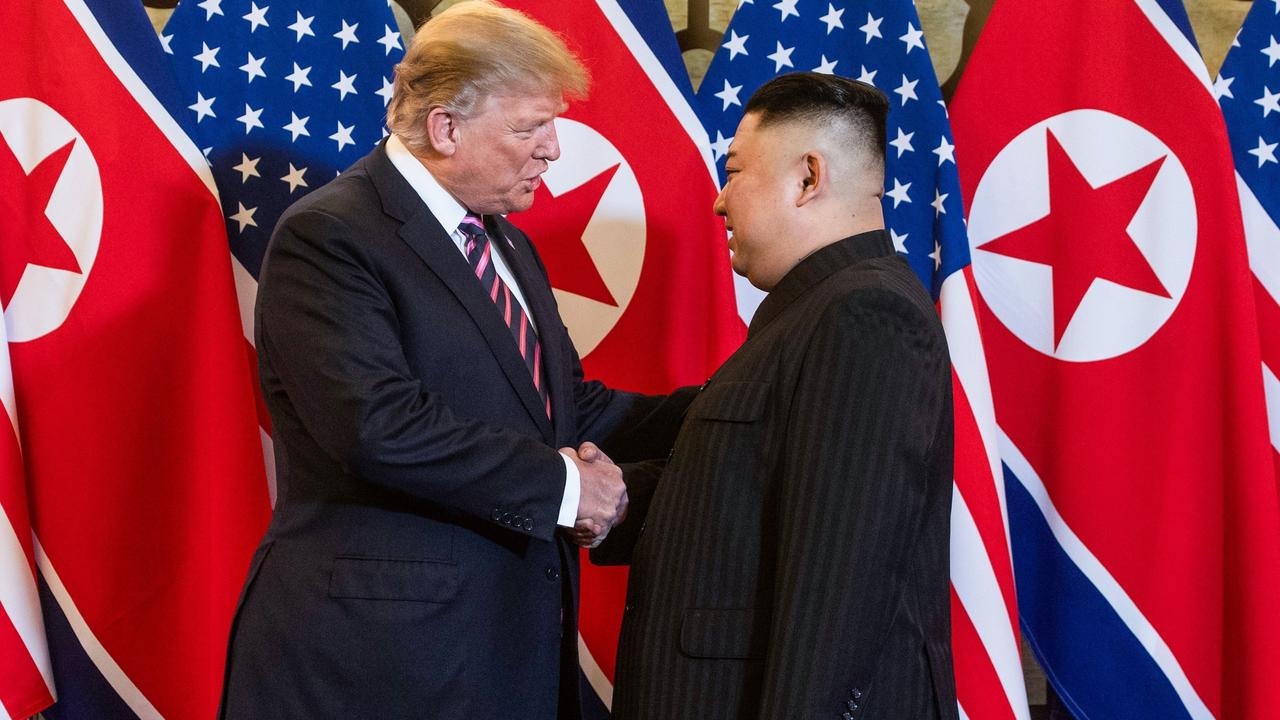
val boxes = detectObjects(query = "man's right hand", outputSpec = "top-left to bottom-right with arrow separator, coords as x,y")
563,442 -> 627,548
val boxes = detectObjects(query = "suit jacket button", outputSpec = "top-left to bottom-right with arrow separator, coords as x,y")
492,508 -> 503,521
545,566 -> 559,582
847,699 -> 859,711
842,713 -> 853,720
522,518 -> 534,531
851,688 -> 863,700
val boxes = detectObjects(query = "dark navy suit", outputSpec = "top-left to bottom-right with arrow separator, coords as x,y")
219,141 -> 691,719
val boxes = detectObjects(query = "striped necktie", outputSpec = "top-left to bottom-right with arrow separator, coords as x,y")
458,213 -> 551,419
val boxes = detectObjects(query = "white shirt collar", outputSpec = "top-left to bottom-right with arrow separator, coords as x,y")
384,133 -> 469,237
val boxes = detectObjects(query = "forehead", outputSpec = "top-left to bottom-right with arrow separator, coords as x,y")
727,113 -> 775,161
476,90 -> 566,123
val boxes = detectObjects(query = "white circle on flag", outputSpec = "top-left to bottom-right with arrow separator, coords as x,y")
542,118 -> 645,357
0,97 -> 103,343
968,109 -> 1195,362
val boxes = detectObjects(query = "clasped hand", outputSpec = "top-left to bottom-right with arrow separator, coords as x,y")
561,442 -> 627,549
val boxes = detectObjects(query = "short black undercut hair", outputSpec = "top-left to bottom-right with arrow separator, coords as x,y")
742,72 -> 890,166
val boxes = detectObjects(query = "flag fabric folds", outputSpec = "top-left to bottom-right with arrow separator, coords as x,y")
951,0 -> 1280,717
0,0 -> 271,717
163,0 -> 405,282
694,3 -> 1028,719
1217,0 -> 1280,469
501,0 -> 746,711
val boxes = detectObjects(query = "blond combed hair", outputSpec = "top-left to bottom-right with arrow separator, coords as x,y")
387,1 -> 590,151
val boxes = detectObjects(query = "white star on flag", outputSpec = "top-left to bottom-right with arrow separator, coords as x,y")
332,70 -> 359,100
899,23 -> 925,53
1255,86 -> 1280,117
860,13 -> 883,43
189,92 -> 216,121
329,122 -> 356,151
890,229 -> 908,253
377,25 -> 402,55
1213,75 -> 1235,100
334,20 -> 360,49
198,0 -> 223,21
376,76 -> 395,105
286,62 -> 312,91
714,79 -> 743,110
230,202 -> 258,231
820,4 -> 845,34
766,41 -> 795,72
772,0 -> 799,22
194,42 -> 220,72
933,136 -> 955,165
886,177 -> 912,207
931,189 -> 948,216
710,131 -> 733,161
1263,35 -> 1280,66
240,52 -> 267,83
280,163 -> 309,193
813,55 -> 838,74
283,112 -> 311,141
889,127 -> 914,157
237,104 -> 264,133
856,65 -> 877,85
243,3 -> 270,33
723,30 -> 749,60
289,11 -> 315,41
894,75 -> 919,105
1249,135 -> 1278,166
232,153 -> 261,182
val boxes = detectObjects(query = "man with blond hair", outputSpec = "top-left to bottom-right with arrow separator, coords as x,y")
218,3 -> 692,718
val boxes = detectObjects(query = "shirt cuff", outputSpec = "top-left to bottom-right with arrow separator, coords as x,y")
557,450 -> 581,528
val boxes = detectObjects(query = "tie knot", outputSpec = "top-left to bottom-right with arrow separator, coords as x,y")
459,213 -> 486,238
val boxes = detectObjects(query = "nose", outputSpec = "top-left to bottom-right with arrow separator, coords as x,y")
538,122 -> 561,162
713,185 -> 727,217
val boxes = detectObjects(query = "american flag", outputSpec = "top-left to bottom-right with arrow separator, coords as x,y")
162,0 -> 405,504
1217,0 -> 1280,465
163,0 -> 405,279
694,2 -> 1029,718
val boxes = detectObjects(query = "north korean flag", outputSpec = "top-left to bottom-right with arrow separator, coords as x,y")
950,0 -> 1280,717
0,1 -> 271,717
503,0 -> 746,711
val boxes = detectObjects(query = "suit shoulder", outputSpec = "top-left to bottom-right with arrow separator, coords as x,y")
273,157 -> 380,240
828,259 -> 939,326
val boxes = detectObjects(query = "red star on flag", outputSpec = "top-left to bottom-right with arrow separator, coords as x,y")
515,163 -> 620,306
981,129 -> 1170,348
0,137 -> 82,307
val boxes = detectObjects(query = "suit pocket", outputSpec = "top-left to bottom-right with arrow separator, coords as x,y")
688,381 -> 770,423
328,556 -> 459,603
679,608 -> 766,660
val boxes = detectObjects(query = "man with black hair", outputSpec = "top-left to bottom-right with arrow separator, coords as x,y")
593,72 -> 958,719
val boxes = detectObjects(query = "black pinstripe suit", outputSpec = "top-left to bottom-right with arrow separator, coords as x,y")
595,230 -> 958,720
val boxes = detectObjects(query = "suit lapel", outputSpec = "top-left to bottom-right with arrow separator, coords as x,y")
488,218 -> 571,442
365,145 -> 554,440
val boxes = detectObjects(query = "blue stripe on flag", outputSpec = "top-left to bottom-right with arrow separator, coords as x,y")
1005,465 -> 1193,720
36,577 -> 140,720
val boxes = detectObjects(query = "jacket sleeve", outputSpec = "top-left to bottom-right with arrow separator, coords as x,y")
256,208 -> 567,541
758,288 -> 951,717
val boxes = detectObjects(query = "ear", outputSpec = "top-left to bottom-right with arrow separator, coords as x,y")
424,106 -> 460,156
795,151 -> 826,207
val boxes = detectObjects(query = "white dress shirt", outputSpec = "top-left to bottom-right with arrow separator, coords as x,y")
385,135 -> 580,528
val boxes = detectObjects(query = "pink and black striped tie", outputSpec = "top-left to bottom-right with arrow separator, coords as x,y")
458,213 -> 551,418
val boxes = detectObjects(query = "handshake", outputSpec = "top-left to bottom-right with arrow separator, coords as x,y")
562,442 -> 626,549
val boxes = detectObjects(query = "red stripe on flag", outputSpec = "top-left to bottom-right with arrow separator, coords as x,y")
951,369 -> 1018,631
950,586 -> 1017,720
1253,279 -> 1280,376
0,605 -> 53,720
